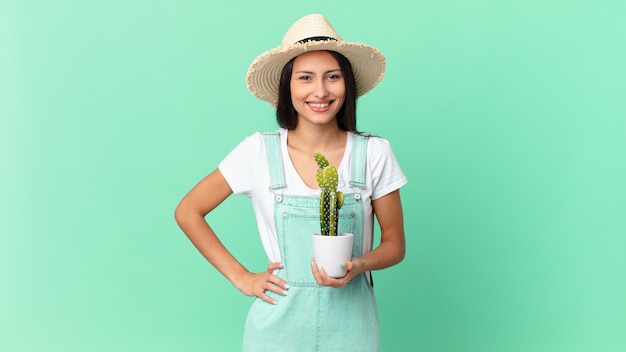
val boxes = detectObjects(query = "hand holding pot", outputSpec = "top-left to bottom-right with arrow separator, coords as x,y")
311,257 -> 363,288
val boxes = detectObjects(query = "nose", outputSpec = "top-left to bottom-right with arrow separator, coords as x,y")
313,80 -> 329,99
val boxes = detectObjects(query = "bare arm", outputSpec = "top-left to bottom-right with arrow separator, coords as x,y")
312,189 -> 406,287
174,169 -> 288,303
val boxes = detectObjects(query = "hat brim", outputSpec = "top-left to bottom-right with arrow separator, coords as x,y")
246,39 -> 386,106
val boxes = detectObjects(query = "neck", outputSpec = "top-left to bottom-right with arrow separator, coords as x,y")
287,125 -> 347,156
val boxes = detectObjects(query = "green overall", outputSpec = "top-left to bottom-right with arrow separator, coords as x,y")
242,132 -> 379,352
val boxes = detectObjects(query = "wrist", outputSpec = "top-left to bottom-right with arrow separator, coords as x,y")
352,257 -> 366,275
229,268 -> 251,292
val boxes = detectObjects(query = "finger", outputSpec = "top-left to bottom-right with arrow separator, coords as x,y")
267,262 -> 283,272
315,263 -> 351,288
265,263 -> 289,291
316,265 -> 337,286
312,259 -> 330,277
311,259 -> 324,284
311,260 -> 346,287
341,259 -> 361,275
265,276 -> 289,295
257,291 -> 278,305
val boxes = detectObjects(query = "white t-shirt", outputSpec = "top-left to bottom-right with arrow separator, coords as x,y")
219,128 -> 407,263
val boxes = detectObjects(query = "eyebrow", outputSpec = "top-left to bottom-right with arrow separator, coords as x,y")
294,69 -> 342,74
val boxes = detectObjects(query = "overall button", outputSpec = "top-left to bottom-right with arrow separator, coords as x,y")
275,195 -> 283,203
354,193 -> 361,200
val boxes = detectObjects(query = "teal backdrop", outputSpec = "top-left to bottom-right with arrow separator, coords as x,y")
2,0 -> 625,351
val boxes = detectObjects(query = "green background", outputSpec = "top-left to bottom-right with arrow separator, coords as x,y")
2,0 -> 625,351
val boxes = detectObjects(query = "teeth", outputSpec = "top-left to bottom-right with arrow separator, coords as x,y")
308,102 -> 330,108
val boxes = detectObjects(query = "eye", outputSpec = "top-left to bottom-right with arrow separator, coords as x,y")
327,73 -> 342,80
297,75 -> 311,81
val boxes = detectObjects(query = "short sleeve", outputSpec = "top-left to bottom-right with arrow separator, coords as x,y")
367,137 -> 408,200
218,133 -> 266,196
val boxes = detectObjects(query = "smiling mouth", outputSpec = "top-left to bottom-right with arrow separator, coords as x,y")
307,101 -> 333,111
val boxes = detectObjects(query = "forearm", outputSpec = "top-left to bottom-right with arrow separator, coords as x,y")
355,235 -> 405,273
175,211 -> 250,289
359,189 -> 406,273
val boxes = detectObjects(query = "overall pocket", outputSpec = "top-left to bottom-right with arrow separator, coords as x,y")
276,197 -> 363,284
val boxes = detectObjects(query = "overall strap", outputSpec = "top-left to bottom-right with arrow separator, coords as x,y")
350,133 -> 369,189
262,131 -> 286,190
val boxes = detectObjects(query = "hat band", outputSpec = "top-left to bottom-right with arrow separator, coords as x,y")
296,36 -> 337,44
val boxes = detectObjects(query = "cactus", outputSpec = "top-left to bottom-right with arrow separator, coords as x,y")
315,153 -> 344,236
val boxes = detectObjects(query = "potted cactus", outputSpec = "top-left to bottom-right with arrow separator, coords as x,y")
311,153 -> 354,277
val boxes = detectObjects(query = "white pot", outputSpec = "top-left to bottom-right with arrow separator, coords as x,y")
312,233 -> 354,278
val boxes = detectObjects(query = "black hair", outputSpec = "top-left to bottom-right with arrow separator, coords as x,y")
276,50 -> 358,132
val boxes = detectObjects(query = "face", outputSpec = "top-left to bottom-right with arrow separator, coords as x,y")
290,51 -> 346,128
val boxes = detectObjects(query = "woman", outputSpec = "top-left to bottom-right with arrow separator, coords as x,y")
175,14 -> 407,351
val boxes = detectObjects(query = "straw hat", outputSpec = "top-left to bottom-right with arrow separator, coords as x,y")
246,14 -> 386,106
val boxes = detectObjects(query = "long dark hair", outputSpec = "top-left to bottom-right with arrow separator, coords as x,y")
276,50 -> 358,131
